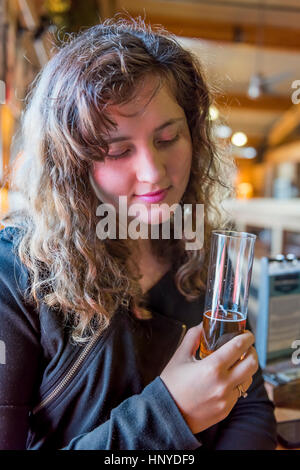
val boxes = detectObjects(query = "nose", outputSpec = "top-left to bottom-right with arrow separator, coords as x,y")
135,143 -> 167,184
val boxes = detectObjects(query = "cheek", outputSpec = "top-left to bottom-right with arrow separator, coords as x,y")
167,140 -> 192,184
92,163 -> 133,196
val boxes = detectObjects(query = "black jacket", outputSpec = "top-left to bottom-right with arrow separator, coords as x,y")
0,226 -> 277,450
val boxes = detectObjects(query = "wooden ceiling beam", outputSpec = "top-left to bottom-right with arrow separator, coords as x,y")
268,104 -> 300,146
242,134 -> 265,148
151,19 -> 300,52
214,93 -> 291,113
97,0 -> 116,20
115,0 -> 300,52
265,140 -> 300,163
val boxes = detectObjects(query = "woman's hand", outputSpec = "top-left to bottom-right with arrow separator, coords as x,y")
160,323 -> 258,434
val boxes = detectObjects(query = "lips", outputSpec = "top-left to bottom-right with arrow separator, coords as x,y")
134,186 -> 171,203
137,187 -> 170,197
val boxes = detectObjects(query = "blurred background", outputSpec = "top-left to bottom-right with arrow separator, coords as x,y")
0,1 -> 300,255
1,0 -> 300,260
0,0 -> 300,420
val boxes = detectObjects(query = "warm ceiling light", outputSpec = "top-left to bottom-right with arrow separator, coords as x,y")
237,182 -> 253,199
46,0 -> 71,13
209,105 -> 219,121
231,132 -> 248,147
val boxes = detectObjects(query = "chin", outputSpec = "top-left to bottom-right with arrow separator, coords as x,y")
141,204 -> 175,226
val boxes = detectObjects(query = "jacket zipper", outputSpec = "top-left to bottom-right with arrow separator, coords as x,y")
32,322 -> 187,415
32,328 -> 103,415
177,323 -> 187,348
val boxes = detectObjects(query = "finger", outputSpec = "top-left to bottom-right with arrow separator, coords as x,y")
177,323 -> 203,359
234,376 -> 253,400
211,330 -> 255,370
229,346 -> 258,386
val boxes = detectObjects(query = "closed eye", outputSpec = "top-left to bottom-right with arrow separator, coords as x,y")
106,149 -> 131,160
106,134 -> 180,160
156,134 -> 179,146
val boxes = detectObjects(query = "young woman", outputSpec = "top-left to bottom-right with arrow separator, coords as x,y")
0,18 -> 277,450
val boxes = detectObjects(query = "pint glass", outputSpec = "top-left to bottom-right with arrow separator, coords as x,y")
200,230 -> 256,359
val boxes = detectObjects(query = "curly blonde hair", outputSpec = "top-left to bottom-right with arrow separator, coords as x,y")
2,17 -> 235,343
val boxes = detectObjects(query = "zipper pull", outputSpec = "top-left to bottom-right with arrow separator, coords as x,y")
177,323 -> 187,348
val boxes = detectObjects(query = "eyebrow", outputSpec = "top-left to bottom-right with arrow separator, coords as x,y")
105,117 -> 185,144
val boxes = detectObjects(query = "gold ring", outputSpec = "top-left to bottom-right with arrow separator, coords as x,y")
237,384 -> 248,399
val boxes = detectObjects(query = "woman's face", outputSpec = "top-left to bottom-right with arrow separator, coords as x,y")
90,77 -> 193,226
